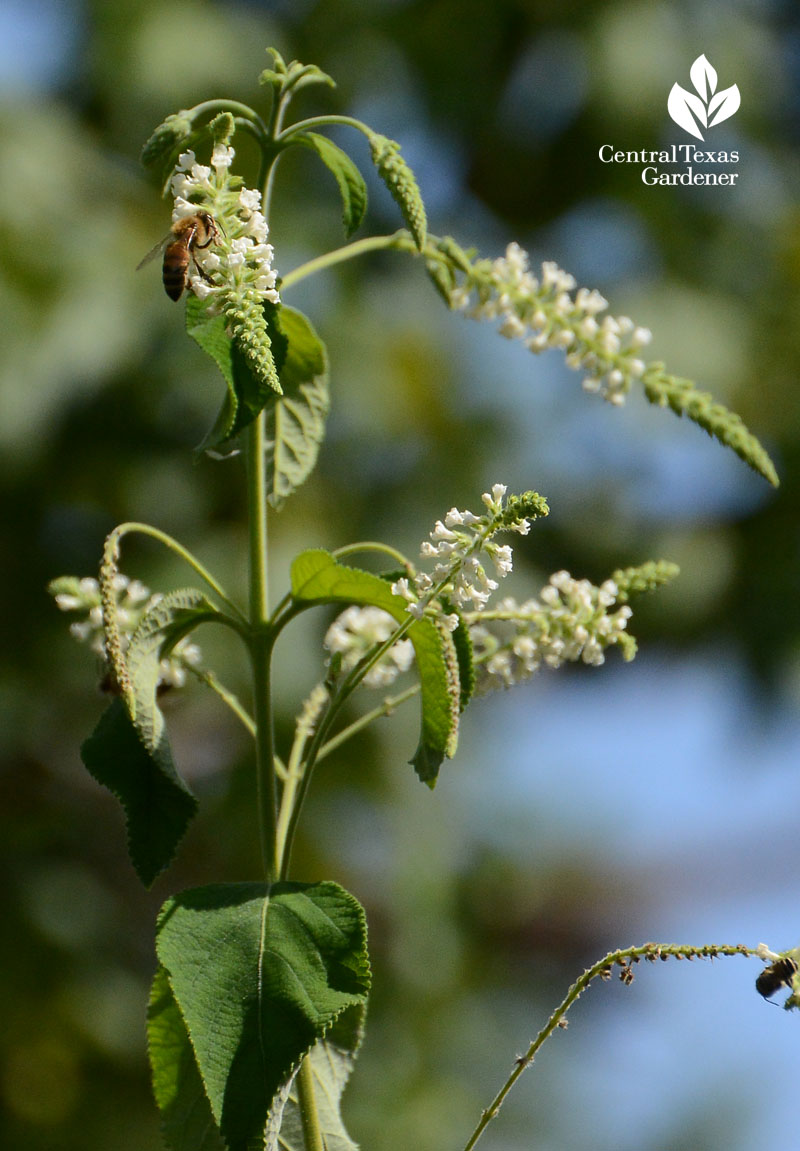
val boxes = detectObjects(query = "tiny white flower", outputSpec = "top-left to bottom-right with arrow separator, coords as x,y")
55,594 -> 82,611
239,188 -> 262,212
391,577 -> 415,602
211,143 -> 235,170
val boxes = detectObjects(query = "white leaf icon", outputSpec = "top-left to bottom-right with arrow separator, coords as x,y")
707,83 -> 741,127
668,83 -> 707,140
690,54 -> 717,100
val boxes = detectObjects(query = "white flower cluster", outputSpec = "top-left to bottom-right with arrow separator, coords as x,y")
324,606 -> 415,688
171,146 -> 280,307
468,570 -> 635,689
391,484 -> 532,631
50,575 -> 201,690
450,243 -> 652,405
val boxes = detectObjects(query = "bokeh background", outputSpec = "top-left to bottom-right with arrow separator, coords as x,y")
1,1 -> 799,1149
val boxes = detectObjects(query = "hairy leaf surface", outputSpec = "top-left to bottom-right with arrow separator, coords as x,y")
81,698 -> 197,888
148,965 -> 225,1151
153,881 -> 370,1151
277,1004 -> 366,1151
80,588 -> 218,886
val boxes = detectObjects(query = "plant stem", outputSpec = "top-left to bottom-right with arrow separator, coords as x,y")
461,941 -> 757,1151
275,694 -> 318,877
188,98 -> 267,129
296,1057 -> 324,1151
332,540 -> 411,567
280,231 -> 417,291
316,683 -> 420,763
189,667 -> 256,736
106,522 -> 246,622
278,113 -> 373,141
247,413 -> 278,880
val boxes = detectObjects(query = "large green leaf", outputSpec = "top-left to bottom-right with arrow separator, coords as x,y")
290,549 -> 458,784
80,588 -> 219,886
148,965 -> 225,1151
149,973 -> 365,1151
81,698 -> 197,889
153,881 -> 370,1151
277,1004 -> 365,1151
264,306 -> 330,508
294,132 -> 368,237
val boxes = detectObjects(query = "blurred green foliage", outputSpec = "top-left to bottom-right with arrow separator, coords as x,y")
1,1 -> 799,1149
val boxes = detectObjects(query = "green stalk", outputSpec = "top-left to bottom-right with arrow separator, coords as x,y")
297,1057 -> 324,1151
274,698 -> 317,875
105,522 -> 246,623
281,231 -> 416,291
461,941 -> 756,1151
277,618 -> 419,879
188,667 -> 256,736
257,104 -> 327,1143
247,412 -> 278,880
332,540 -> 411,567
316,683 -> 420,763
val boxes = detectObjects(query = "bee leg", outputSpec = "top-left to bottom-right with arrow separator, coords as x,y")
196,217 -> 222,249
190,255 -> 216,285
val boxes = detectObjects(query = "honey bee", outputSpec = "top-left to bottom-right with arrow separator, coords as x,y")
755,955 -> 798,1000
137,210 -> 220,301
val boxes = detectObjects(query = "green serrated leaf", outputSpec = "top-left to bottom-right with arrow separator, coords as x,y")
265,306 -> 330,508
81,699 -> 197,888
148,966 -> 225,1151
79,588 -> 219,886
141,111 -> 194,170
126,588 -> 218,717
294,132 -> 368,238
277,1004 -> 365,1151
154,881 -> 370,1151
290,550 -> 454,784
187,297 -> 240,449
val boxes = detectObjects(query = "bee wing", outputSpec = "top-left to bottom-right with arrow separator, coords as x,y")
136,235 -> 171,271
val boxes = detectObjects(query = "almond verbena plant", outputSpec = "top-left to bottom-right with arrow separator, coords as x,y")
48,48 -> 794,1151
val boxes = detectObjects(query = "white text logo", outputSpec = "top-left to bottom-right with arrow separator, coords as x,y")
668,54 -> 740,141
